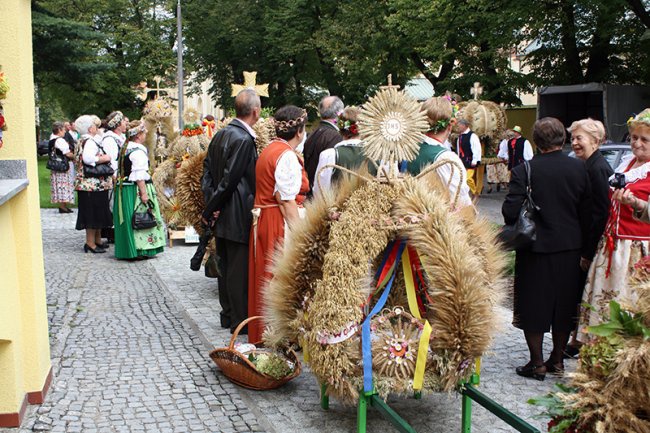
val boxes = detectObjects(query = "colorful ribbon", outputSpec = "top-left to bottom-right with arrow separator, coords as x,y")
362,240 -> 405,392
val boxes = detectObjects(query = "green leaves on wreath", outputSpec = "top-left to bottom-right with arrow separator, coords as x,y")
587,300 -> 650,341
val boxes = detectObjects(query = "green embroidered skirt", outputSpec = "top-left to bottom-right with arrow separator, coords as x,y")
114,182 -> 165,259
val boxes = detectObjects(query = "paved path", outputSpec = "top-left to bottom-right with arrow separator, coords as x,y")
3,200 -> 573,432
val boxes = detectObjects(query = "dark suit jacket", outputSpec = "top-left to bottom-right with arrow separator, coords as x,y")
583,151 -> 614,260
303,121 -> 342,195
202,119 -> 257,244
502,150 -> 592,253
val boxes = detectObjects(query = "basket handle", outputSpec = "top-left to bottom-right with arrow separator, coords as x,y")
228,315 -> 263,349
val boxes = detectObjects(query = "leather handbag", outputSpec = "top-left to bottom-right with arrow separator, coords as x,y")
83,141 -> 114,178
498,161 -> 540,251
132,200 -> 157,230
46,151 -> 69,172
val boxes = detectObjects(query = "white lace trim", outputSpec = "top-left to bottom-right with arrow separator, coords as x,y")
612,154 -> 650,183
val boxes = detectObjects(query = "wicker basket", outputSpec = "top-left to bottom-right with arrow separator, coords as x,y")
209,316 -> 301,390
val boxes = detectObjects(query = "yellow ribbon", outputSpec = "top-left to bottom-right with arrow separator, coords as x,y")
401,247 -> 431,391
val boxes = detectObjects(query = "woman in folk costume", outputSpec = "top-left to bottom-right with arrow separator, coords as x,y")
248,106 -> 309,343
578,109 -> 650,341
113,120 -> 165,260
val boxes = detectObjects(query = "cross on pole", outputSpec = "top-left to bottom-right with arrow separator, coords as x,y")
380,74 -> 401,90
470,82 -> 483,100
135,76 -> 175,101
231,71 -> 269,97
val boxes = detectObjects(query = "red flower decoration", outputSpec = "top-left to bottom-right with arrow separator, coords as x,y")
349,123 -> 359,135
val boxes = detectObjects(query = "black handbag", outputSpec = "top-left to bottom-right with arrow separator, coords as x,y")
83,141 -> 114,178
499,161 -> 540,251
46,152 -> 69,172
132,200 -> 158,230
46,138 -> 69,172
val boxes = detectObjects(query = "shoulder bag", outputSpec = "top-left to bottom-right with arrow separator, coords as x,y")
46,140 -> 69,172
83,140 -> 114,178
132,200 -> 157,230
498,161 -> 540,251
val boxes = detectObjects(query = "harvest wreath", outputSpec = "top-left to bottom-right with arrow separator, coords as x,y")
262,88 -> 507,404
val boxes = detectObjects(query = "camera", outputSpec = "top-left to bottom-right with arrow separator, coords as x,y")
609,173 -> 626,189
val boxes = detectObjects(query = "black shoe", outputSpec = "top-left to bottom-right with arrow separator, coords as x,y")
58,207 -> 73,213
515,362 -> 546,381
84,244 -> 106,254
563,345 -> 580,359
231,325 -> 248,335
544,360 -> 565,375
96,242 -> 109,249
220,315 -> 232,329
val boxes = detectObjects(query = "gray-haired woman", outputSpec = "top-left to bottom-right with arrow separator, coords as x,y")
73,115 -> 113,253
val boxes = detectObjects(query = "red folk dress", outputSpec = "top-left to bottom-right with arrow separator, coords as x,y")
248,139 -> 309,343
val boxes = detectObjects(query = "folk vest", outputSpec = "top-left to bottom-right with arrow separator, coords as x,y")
457,133 -> 473,168
507,136 -> 526,171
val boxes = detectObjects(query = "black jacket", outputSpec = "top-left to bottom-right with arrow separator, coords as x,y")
502,150 -> 592,253
303,121 -> 342,196
202,119 -> 257,244
583,151 -> 614,260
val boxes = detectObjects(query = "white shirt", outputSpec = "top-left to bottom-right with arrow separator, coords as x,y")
423,135 -> 472,208
81,135 -> 103,166
497,137 -> 534,161
312,138 -> 362,197
232,118 -> 257,140
49,134 -> 70,154
102,130 -> 124,171
456,130 -> 482,165
126,143 -> 151,182
274,143 -> 303,200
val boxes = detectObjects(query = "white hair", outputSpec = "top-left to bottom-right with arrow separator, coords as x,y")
74,115 -> 96,136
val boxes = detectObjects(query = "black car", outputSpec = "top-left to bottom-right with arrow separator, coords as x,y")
569,142 -> 631,170
37,139 -> 50,156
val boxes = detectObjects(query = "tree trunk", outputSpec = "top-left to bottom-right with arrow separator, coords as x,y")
558,1 -> 584,82
585,3 -> 616,82
625,0 -> 650,28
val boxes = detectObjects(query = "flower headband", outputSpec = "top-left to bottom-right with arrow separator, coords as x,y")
338,114 -> 359,136
274,109 -> 307,132
127,123 -> 146,138
107,111 -> 125,129
627,111 -> 650,128
427,95 -> 459,133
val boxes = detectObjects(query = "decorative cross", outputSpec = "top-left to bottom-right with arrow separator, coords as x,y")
470,82 -> 483,100
230,71 -> 269,97
136,76 -> 175,101
380,74 -> 401,90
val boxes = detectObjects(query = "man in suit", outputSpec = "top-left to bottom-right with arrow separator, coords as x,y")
303,95 -> 344,196
202,88 -> 261,334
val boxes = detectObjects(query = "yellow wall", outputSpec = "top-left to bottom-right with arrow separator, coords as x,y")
0,0 -> 51,419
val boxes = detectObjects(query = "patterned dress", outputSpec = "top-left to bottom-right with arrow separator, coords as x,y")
578,155 -> 650,341
49,135 -> 75,203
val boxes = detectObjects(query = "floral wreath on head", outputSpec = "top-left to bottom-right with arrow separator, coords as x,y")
627,111 -> 650,128
107,111 -> 125,129
274,109 -> 308,132
427,95 -> 460,134
338,114 -> 359,136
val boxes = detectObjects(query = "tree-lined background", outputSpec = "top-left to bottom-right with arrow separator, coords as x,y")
32,0 -> 649,135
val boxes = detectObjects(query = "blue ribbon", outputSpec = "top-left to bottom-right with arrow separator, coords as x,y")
362,240 -> 406,392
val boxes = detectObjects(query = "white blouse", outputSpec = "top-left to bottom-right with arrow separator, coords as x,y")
423,135 -> 472,208
313,138 -> 362,197
49,134 -> 70,154
274,146 -> 303,201
102,131 -> 124,171
81,135 -> 102,166
126,143 -> 151,182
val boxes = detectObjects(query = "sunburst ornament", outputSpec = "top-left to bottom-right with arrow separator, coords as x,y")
358,87 -> 428,165
231,71 -> 269,97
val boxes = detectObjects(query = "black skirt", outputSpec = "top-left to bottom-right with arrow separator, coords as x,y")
512,249 -> 583,332
75,190 -> 113,230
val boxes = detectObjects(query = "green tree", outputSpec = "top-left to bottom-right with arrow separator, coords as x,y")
32,0 -> 178,123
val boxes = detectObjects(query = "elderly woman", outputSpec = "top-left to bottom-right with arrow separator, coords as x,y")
74,115 -> 113,253
113,120 -> 165,260
579,109 -> 650,341
49,121 -> 75,213
313,106 -> 368,197
247,105 -> 309,343
503,117 -> 591,380
407,96 -> 472,208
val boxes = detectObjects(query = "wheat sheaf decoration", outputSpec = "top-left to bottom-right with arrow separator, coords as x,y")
358,88 -> 429,165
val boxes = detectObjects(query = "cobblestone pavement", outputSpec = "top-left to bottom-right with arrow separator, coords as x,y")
3,200 -> 574,433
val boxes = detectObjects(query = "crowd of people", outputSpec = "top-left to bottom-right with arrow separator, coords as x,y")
504,110 -> 650,381
46,112 -> 165,260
